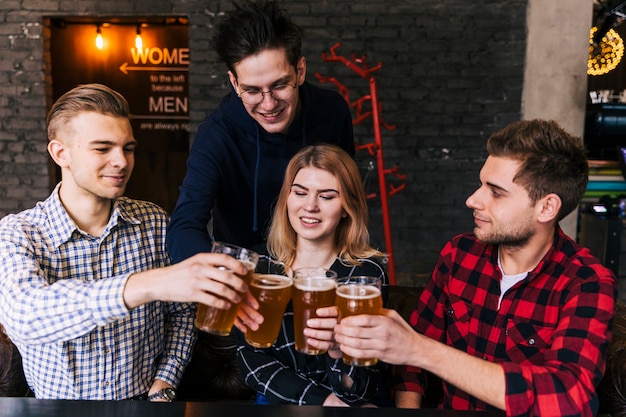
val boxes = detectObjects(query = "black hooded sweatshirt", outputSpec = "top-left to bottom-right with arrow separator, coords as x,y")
167,81 -> 354,262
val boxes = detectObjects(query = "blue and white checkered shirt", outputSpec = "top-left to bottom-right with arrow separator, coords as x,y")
0,185 -> 196,399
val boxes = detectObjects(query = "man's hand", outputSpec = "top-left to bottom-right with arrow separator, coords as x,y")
123,253 -> 249,309
335,308 -> 507,410
333,308 -> 419,366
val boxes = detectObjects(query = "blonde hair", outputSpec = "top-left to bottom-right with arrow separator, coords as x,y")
267,144 -> 384,266
47,83 -> 130,142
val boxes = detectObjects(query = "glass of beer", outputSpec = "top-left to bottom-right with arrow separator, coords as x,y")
245,256 -> 293,348
195,241 -> 259,336
292,267 -> 338,355
335,276 -> 383,366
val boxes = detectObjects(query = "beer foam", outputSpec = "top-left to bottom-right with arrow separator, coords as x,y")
295,278 -> 336,292
242,260 -> 256,271
252,274 -> 292,289
336,284 -> 381,299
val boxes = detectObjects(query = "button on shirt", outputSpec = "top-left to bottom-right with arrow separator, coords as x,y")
0,186 -> 196,399
393,228 -> 617,417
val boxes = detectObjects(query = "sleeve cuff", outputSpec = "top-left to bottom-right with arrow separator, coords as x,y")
86,274 -> 131,326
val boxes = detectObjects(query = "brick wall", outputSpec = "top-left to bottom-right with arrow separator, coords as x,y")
0,0 -> 529,286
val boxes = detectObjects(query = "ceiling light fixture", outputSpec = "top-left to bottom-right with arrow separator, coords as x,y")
95,24 -> 103,50
135,25 -> 143,50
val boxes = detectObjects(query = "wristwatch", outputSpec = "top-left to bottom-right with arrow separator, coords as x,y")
147,387 -> 177,402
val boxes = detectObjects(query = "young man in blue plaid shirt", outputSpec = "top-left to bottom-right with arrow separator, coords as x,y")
0,84 -> 250,401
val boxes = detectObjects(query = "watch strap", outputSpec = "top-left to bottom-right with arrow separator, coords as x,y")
147,387 -> 176,402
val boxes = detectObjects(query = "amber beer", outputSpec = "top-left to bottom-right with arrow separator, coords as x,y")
336,276 -> 383,366
195,242 -> 259,336
293,268 -> 338,355
245,274 -> 293,348
244,256 -> 293,348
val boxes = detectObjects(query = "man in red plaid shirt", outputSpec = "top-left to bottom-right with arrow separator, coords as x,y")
333,119 -> 618,416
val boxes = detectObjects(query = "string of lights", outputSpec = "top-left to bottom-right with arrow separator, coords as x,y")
588,26 -> 624,76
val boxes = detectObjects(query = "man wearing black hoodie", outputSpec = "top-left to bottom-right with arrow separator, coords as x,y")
167,0 -> 354,262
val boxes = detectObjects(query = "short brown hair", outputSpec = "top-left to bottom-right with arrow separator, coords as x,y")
486,119 -> 588,221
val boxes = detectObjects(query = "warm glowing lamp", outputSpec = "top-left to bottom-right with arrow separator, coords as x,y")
95,25 -> 103,50
135,25 -> 143,50
588,26 -> 624,76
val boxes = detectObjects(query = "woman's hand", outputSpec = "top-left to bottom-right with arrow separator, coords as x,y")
304,306 -> 342,359
234,291 -> 262,333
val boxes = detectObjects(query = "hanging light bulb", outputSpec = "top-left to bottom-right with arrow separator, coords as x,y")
135,25 -> 143,50
95,25 -> 103,50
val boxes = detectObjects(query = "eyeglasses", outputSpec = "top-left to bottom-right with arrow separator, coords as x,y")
237,83 -> 298,105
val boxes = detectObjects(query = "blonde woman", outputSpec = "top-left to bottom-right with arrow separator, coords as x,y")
235,144 -> 390,407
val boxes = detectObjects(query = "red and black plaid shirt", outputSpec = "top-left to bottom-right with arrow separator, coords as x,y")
394,227 -> 617,416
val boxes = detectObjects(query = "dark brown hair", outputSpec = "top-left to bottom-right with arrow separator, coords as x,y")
213,0 -> 303,76
486,119 -> 588,221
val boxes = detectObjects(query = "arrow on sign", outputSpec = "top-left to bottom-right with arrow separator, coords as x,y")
119,62 -> 189,74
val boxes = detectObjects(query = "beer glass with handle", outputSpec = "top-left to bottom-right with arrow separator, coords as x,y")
245,256 -> 293,348
195,241 -> 259,336
292,267 -> 338,355
335,276 -> 383,366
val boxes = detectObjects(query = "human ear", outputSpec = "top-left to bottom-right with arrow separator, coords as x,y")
536,193 -> 562,223
296,56 -> 306,85
47,140 -> 69,169
228,71 -> 238,93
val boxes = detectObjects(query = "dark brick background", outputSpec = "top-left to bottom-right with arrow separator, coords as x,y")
0,0 -> 528,286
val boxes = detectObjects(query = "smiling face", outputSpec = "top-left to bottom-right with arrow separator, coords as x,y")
465,155 -> 538,247
287,166 -> 346,246
50,111 -> 136,203
229,48 -> 306,134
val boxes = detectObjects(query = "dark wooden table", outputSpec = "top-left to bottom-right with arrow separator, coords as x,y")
0,397 -> 505,417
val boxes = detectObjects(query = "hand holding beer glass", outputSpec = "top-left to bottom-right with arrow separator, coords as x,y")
195,241 -> 259,336
293,267 -> 338,355
245,256 -> 293,348
335,276 -> 383,366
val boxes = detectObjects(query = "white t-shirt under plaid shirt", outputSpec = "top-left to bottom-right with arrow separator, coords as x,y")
0,185 -> 196,399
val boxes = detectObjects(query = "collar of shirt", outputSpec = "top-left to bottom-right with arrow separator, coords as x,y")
45,183 -> 141,249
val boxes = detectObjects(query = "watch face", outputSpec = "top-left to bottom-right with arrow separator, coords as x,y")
148,387 -> 177,402
163,388 -> 176,400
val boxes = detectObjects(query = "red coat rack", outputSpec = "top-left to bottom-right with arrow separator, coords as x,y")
315,43 -> 406,284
